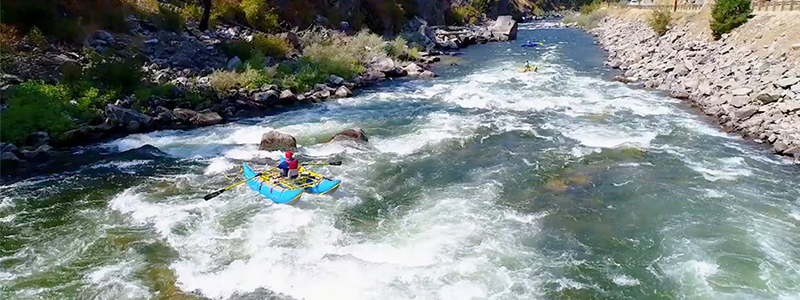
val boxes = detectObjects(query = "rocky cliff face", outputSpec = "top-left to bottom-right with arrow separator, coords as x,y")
592,15 -> 800,162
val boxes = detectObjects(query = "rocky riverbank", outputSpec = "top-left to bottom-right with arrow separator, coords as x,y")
0,14 -> 518,180
590,12 -> 800,163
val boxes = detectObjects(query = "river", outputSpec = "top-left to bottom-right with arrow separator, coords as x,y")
2,25 -> 800,300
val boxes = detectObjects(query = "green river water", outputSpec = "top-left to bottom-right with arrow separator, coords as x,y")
2,25 -> 800,300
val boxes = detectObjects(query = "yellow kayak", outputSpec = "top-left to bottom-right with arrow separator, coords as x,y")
518,65 -> 539,73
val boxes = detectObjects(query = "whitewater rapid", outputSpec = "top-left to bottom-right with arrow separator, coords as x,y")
2,26 -> 799,300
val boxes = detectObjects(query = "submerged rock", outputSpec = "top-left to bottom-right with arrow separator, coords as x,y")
259,131 -> 297,151
329,128 -> 369,143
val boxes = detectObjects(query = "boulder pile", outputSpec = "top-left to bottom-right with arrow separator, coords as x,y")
592,17 -> 800,162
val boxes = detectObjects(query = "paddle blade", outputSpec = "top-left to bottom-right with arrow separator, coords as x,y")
203,189 -> 226,201
328,161 -> 342,166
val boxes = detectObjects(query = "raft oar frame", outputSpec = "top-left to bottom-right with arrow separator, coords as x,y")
202,161 -> 342,200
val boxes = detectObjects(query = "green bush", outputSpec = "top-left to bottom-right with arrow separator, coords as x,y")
77,87 -> 115,110
407,47 -> 422,61
0,82 -> 76,144
384,36 -> 408,58
241,0 -> 280,31
154,7 -> 184,32
450,5 -> 481,25
211,0 -> 244,25
181,4 -> 203,22
26,27 -> 47,47
252,34 -> 290,59
132,84 -> 173,109
83,52 -> 144,93
244,50 -> 266,69
470,0 -> 498,12
711,0 -> 751,39
221,40 -> 254,61
649,8 -> 671,36
580,1 -> 602,15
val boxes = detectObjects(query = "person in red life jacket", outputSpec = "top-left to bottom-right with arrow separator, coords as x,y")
277,151 -> 300,178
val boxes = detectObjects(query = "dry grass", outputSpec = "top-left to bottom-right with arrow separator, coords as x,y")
208,68 -> 260,92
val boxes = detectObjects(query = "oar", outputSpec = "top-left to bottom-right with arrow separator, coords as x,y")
303,161 -> 343,166
203,167 -> 276,201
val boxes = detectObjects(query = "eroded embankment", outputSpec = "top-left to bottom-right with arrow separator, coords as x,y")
591,8 -> 800,163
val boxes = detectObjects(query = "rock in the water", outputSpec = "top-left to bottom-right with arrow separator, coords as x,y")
773,140 -> 790,153
489,15 -> 518,41
404,63 -> 423,74
21,144 -> 53,160
418,70 -> 435,78
330,128 -> 369,143
259,131 -> 297,151
54,123 -> 114,146
227,56 -> 243,70
106,104 -> 153,128
333,86 -> 352,98
192,111 -> 223,126
613,75 -> 634,84
26,131 -> 51,148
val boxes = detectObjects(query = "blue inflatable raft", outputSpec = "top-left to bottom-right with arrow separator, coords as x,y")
520,42 -> 544,47
243,163 -> 341,204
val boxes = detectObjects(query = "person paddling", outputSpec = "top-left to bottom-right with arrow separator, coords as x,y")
277,151 -> 300,179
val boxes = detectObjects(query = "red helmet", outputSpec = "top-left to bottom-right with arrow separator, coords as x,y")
285,151 -> 293,158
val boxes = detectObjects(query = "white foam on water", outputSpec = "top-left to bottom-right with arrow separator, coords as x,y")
561,125 -> 658,149
90,160 -> 152,173
204,157 -> 235,175
86,260 -> 151,300
664,259 -> 719,296
790,210 -> 800,222
611,274 -> 641,287
108,163 -> 549,300
373,112 -> 480,155
688,157 -> 753,182
0,196 -> 13,210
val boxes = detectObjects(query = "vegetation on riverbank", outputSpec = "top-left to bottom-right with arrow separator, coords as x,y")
648,8 -> 671,36
561,1 -> 607,29
710,0 -> 752,39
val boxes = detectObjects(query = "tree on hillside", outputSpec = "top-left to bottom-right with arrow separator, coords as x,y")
200,0 -> 211,30
710,0 -> 751,39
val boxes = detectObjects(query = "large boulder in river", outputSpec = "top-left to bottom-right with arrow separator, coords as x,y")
329,128 -> 369,143
489,16 -> 518,41
259,131 -> 297,151
105,104 -> 153,129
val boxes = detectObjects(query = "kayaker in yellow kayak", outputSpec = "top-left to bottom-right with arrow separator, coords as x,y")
519,61 -> 538,73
